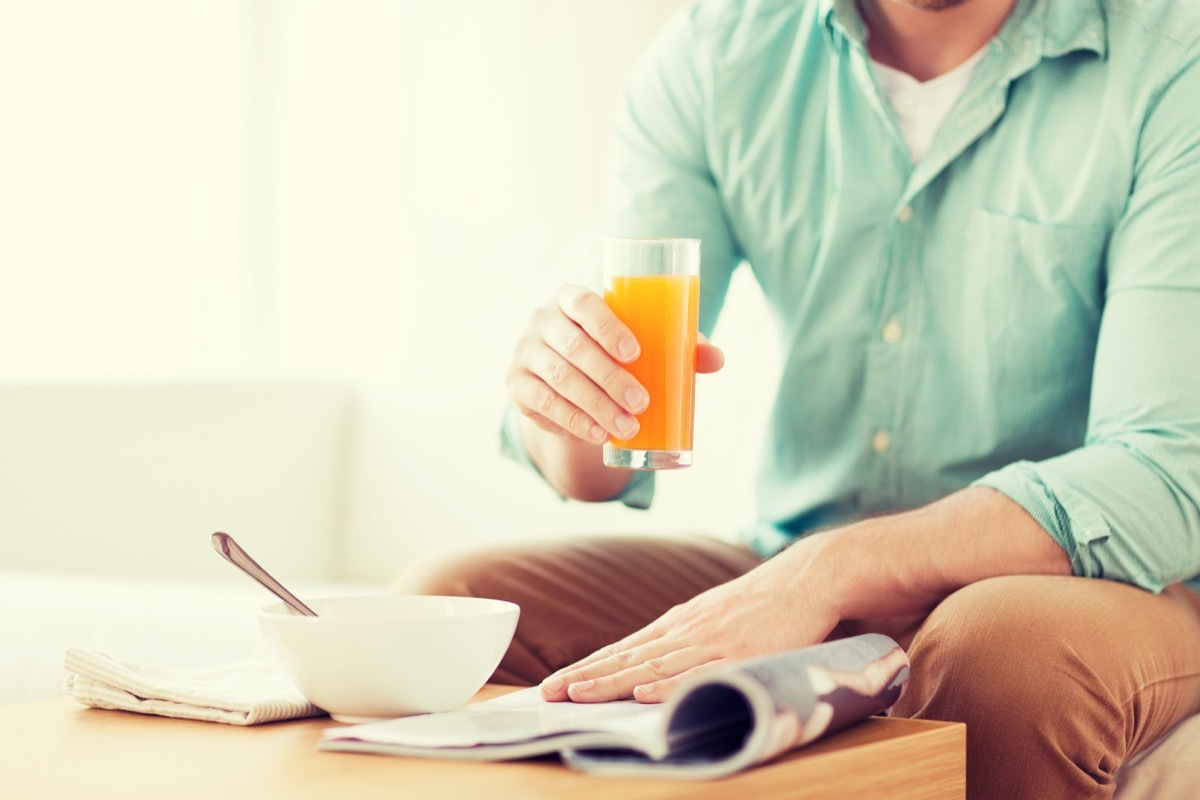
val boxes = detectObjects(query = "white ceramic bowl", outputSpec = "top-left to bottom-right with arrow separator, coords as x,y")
259,595 -> 519,722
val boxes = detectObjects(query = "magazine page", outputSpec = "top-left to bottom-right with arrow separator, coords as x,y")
564,634 -> 908,780
319,687 -> 674,761
730,633 -> 909,748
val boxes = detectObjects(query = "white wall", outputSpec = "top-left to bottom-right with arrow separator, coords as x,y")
0,1 -> 779,582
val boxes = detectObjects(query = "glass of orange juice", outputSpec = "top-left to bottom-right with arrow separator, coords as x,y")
602,237 -> 700,470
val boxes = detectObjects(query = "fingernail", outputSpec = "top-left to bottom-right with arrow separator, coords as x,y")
624,387 -> 648,412
589,424 -> 606,443
616,414 -> 638,437
569,680 -> 594,694
541,676 -> 564,693
633,684 -> 654,699
618,337 -> 639,362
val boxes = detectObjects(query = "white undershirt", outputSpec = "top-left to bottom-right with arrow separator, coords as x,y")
870,47 -> 988,163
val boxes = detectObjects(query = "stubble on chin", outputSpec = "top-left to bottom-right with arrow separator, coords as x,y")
886,0 -> 973,10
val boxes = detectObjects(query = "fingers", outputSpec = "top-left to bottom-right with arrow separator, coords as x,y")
507,285 -> 650,444
632,659 -> 728,704
538,313 -> 647,430
540,621 -> 670,699
556,285 -> 639,364
506,370 -> 608,443
523,410 -> 576,440
508,285 -> 724,446
539,616 -> 695,702
547,643 -> 718,704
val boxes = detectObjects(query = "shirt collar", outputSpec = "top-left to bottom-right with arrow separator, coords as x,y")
820,0 -> 865,46
820,0 -> 1107,61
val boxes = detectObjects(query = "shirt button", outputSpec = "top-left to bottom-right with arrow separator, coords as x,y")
871,430 -> 892,454
897,205 -> 913,223
882,320 -> 903,344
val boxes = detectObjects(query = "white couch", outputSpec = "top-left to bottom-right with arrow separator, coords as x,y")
0,379 -> 674,704
0,381 -> 375,705
0,381 -> 1194,796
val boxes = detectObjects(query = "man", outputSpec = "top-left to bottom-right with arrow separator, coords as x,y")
398,1 -> 1200,797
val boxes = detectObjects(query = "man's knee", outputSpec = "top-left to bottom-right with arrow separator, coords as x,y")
894,576 -> 1128,796
897,576 -> 1104,713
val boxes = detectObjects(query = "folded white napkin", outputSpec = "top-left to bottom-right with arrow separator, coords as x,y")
63,647 -> 325,725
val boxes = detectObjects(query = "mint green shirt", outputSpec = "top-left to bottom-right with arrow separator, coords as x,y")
507,0 -> 1200,593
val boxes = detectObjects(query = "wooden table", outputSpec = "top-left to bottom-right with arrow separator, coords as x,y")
3,688 -> 965,799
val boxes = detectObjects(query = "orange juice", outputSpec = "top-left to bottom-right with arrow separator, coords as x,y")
604,274 -> 700,454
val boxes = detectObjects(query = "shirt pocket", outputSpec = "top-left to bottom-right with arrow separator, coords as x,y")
964,208 -> 1107,384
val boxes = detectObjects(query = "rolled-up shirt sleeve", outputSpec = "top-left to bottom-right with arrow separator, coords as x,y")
975,49 -> 1200,592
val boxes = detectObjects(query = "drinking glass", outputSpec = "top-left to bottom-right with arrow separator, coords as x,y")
601,238 -> 700,469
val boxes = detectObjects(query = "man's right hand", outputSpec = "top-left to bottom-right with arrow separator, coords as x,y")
505,284 -> 724,501
506,284 -> 648,445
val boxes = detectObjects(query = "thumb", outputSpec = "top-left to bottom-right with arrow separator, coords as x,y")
696,334 -> 724,374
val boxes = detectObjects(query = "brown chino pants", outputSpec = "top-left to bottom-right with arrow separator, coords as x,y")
392,535 -> 1200,800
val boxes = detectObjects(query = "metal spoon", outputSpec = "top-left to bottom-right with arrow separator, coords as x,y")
211,531 -> 319,616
